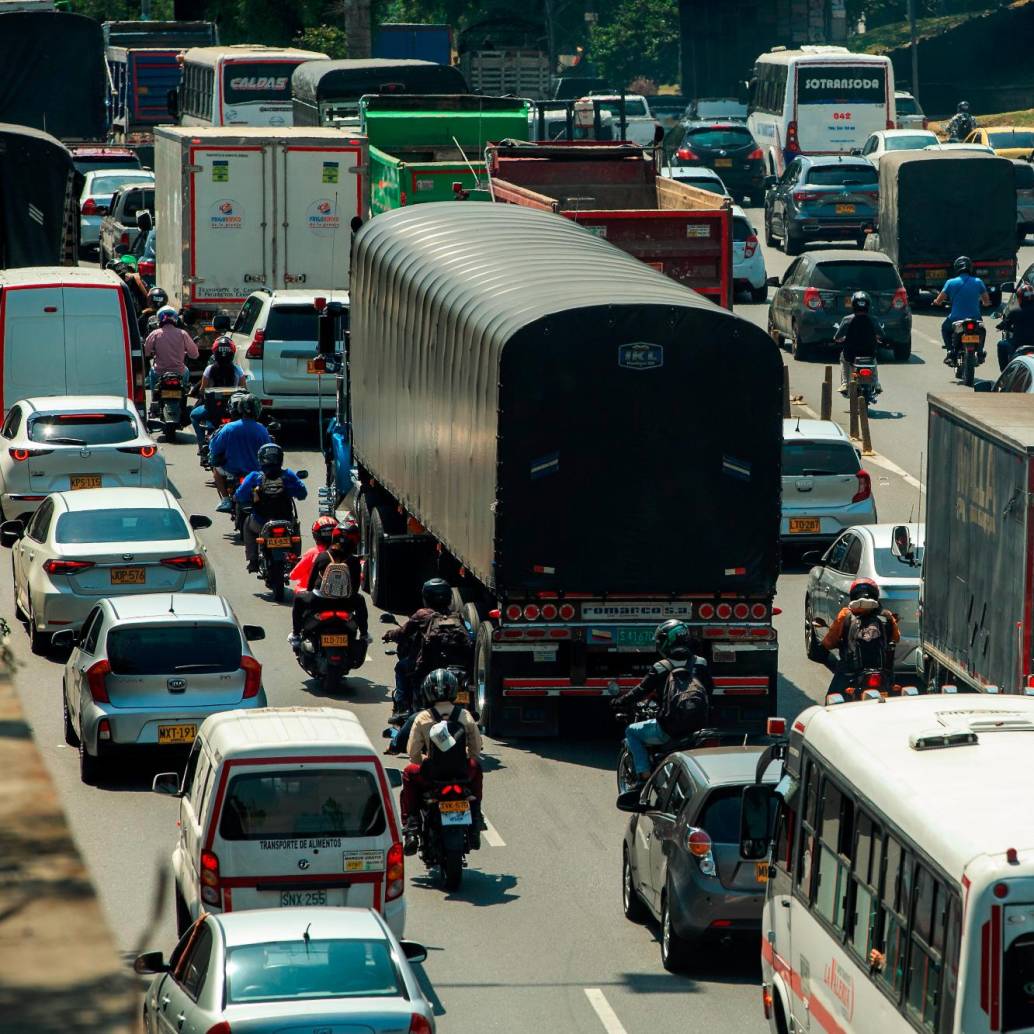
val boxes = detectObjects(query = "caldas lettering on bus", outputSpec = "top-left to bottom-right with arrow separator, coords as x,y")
228,75 -> 289,92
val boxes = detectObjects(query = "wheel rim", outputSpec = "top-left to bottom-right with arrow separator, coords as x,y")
622,854 -> 633,911
662,902 -> 671,959
475,637 -> 488,715
618,752 -> 636,794
805,601 -> 813,651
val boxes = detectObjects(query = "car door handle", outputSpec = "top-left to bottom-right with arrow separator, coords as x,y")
160,994 -> 170,1008
176,1013 -> 186,1029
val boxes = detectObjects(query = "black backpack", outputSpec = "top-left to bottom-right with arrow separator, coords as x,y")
658,667 -> 710,738
844,611 -> 890,671
416,612 -> 473,673
253,474 -> 294,520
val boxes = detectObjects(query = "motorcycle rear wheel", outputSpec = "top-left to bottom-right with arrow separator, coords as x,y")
322,668 -> 343,694
962,349 -> 976,387
617,746 -> 639,794
441,848 -> 463,892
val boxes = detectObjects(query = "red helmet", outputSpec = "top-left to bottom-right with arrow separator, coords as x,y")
311,514 -> 338,544
849,578 -> 880,603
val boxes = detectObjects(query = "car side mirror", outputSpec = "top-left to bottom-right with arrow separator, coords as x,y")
134,950 -> 169,975
51,629 -> 78,650
385,768 -> 403,789
400,940 -> 428,964
766,275 -> 781,287
242,624 -> 265,642
616,789 -> 647,814
152,772 -> 182,797
1001,281 -> 1016,294
189,514 -> 212,530
136,210 -> 153,233
739,783 -> 775,860
801,549 -> 823,566
296,469 -> 309,480
973,379 -> 994,392
0,520 -> 24,548
812,617 -> 828,629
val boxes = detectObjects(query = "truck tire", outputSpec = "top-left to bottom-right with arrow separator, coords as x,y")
474,621 -> 503,737
451,586 -> 482,637
368,505 -> 403,612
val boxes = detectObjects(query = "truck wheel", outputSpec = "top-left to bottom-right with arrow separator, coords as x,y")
368,505 -> 399,611
474,621 -> 502,737
451,586 -> 483,637
893,338 -> 912,362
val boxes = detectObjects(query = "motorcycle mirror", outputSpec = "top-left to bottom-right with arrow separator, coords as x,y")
385,768 -> 403,789
380,612 -> 400,625
242,624 -> 265,641
189,514 -> 212,530
615,789 -> 648,814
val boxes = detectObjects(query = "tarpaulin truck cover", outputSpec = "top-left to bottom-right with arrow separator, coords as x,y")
877,151 -> 1016,268
350,202 -> 782,597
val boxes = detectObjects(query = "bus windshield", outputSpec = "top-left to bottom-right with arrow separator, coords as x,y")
223,62 -> 295,105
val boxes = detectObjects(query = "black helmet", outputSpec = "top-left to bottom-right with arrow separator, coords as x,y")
654,618 -> 694,661
421,577 -> 452,611
958,101 -> 970,113
851,291 -> 871,314
147,286 -> 168,308
419,668 -> 459,707
212,335 -> 235,363
257,442 -> 283,471
237,393 -> 262,420
849,578 -> 880,602
954,255 -> 973,275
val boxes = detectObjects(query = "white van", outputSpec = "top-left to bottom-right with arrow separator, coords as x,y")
153,707 -> 406,937
0,267 -> 143,415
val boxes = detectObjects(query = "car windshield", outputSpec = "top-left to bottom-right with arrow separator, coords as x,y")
28,413 -> 137,445
684,126 -> 755,149
990,131 -> 1034,149
809,262 -> 902,292
593,99 -> 649,117
886,135 -> 935,150
265,305 -> 349,342
872,545 -> 924,578
805,165 -> 878,186
226,938 -> 401,1004
219,769 -> 387,839
74,157 -> 142,175
694,100 -> 747,120
698,787 -> 777,844
782,441 -> 859,476
895,96 -> 920,115
89,174 -> 153,195
733,216 -> 754,242
107,625 -> 241,675
55,508 -> 188,544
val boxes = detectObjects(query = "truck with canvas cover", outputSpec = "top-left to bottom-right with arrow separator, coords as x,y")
154,125 -> 366,355
869,151 -> 1017,298
486,140 -> 734,308
362,94 -> 530,215
291,59 -> 467,129
348,203 -> 782,737
921,393 -> 1034,695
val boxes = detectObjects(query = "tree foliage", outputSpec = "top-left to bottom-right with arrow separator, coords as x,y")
294,23 -> 349,57
588,0 -> 679,90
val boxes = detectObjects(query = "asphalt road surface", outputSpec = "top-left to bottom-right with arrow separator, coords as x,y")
10,225 -> 1032,1033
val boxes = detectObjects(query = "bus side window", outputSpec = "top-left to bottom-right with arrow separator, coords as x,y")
878,836 -> 910,998
795,756 -> 820,895
938,894 -> 960,1033
906,864 -> 944,1030
814,777 -> 852,931
848,810 -> 881,961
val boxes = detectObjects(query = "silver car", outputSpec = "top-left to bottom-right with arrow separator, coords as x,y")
803,523 -> 924,673
135,907 -> 434,1034
55,593 -> 266,785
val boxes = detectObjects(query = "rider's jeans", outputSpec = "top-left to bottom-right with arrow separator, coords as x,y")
189,404 -> 209,441
941,316 -> 955,350
625,718 -> 670,777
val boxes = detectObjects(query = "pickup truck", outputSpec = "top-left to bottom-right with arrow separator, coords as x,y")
98,180 -> 154,266
585,94 -> 661,148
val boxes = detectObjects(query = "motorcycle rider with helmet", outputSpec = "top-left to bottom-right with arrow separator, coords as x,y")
997,281 -> 1034,370
188,335 -> 248,445
816,578 -> 900,697
289,514 -> 339,593
934,256 -> 991,358
834,291 -> 883,394
208,392 -> 270,512
945,101 -> 976,142
289,523 -> 368,646
401,668 -> 485,855
235,442 -> 307,572
115,254 -> 150,316
144,305 -> 198,413
610,619 -> 711,784
138,285 -> 168,337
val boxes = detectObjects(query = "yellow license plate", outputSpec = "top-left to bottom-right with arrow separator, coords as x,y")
306,359 -> 325,374
70,474 -> 101,490
322,633 -> 348,646
265,536 -> 291,548
962,334 -> 980,343
158,723 -> 197,745
440,800 -> 470,813
160,389 -> 182,398
836,204 -> 855,214
715,158 -> 733,168
455,690 -> 470,704
756,862 -> 769,883
789,518 -> 821,534
111,567 -> 145,584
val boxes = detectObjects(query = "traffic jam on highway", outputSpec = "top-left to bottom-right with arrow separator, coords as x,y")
6,9 -> 1034,1033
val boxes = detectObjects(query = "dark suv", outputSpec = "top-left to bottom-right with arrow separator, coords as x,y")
670,121 -> 765,205
764,155 -> 879,255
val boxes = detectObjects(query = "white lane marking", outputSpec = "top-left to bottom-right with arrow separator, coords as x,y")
584,988 -> 629,1034
482,815 -> 505,847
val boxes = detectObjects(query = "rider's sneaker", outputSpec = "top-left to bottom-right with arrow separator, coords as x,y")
216,498 -> 232,513
286,633 -> 300,649
403,827 -> 420,856
470,828 -> 482,851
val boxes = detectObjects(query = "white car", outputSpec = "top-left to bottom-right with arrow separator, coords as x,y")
858,128 -> 938,165
0,395 -> 166,523
55,594 -> 266,785
2,487 -> 215,653
659,165 -> 730,197
230,289 -> 344,414
732,205 -> 767,303
585,93 -> 661,147
78,168 -> 155,256
924,142 -> 996,154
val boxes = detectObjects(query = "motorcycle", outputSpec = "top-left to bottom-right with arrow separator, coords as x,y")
154,371 -> 188,442
949,317 -> 986,387
415,778 -> 478,892
851,356 -> 881,405
256,517 -> 301,602
294,607 -> 368,693
197,387 -> 239,468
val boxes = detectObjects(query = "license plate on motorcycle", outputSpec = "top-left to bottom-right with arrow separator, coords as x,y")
322,633 -> 348,646
789,518 -> 820,534
111,567 -> 145,584
306,359 -> 325,374
962,334 -> 980,343
440,800 -> 470,813
836,203 -> 855,214
755,862 -> 769,884
70,474 -> 101,490
455,690 -> 470,704
160,389 -> 182,399
440,800 -> 471,826
265,536 -> 291,548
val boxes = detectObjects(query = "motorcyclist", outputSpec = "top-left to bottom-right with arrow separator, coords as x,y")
817,578 -> 900,698
189,336 -> 248,444
235,442 -> 307,573
208,392 -> 270,512
144,306 -> 198,409
138,285 -> 168,337
997,282 -> 1034,369
934,256 -> 991,358
945,101 -> 976,142
115,254 -> 150,316
834,291 -> 883,394
289,514 -> 339,593
289,523 -> 369,646
400,668 -> 485,855
610,619 -> 711,784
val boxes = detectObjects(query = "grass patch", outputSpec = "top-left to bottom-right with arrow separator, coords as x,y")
847,7 -> 997,54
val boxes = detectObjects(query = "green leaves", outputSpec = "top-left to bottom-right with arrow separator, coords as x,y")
588,0 -> 679,90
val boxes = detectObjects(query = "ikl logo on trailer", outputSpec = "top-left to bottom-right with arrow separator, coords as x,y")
617,342 -> 663,370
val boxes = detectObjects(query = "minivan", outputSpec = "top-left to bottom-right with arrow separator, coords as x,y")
0,267 -> 143,415
154,707 -> 406,936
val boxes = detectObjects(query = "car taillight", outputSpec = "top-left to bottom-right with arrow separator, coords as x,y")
386,841 -> 405,901
204,1022 -> 232,1034
200,849 -> 220,905
240,655 -> 261,699
9,448 -> 52,461
852,469 -> 872,503
558,603 -> 575,621
43,559 -> 95,575
747,147 -> 763,161
743,233 -> 758,259
246,329 -> 264,359
86,659 -> 111,703
676,147 -> 697,161
793,190 -> 820,203
161,554 -> 204,570
803,286 -> 823,310
686,829 -> 712,857
891,287 -> 908,310
786,120 -> 800,153
408,1016 -> 433,1034
82,198 -> 98,215
118,445 -> 158,457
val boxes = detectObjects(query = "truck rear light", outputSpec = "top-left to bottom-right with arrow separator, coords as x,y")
240,655 -> 262,699
766,717 -> 787,736
716,603 -> 732,620
487,608 -> 501,620
852,469 -> 872,503
505,604 -> 522,621
803,286 -> 823,310
246,329 -> 265,359
523,604 -> 540,620
540,603 -> 558,620
200,849 -> 220,905
44,559 -> 95,575
676,147 -> 698,161
751,603 -> 767,619
160,554 -> 204,570
748,147 -> 763,161
891,287 -> 908,310
386,841 -> 405,901
86,660 -> 111,704
558,603 -> 575,621
786,121 -> 800,153
743,233 -> 759,259
733,603 -> 749,620
697,603 -> 714,619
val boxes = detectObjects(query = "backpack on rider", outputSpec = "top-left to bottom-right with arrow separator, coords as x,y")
415,611 -> 473,674
843,609 -> 891,672
253,471 -> 295,521
657,666 -> 710,738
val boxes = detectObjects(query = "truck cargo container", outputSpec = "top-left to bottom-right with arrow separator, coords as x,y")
487,141 -> 734,308
869,152 -> 1017,298
460,49 -> 550,100
154,125 -> 366,354
373,23 -> 452,66
921,393 -> 1034,694
348,203 -> 781,736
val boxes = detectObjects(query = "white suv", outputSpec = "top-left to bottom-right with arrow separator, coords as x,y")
229,290 -> 347,414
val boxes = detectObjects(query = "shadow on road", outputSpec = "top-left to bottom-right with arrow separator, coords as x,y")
409,869 -> 520,908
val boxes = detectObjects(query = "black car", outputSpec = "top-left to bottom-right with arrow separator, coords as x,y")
669,121 -> 765,205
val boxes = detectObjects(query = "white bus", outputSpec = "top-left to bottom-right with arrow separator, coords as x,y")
741,693 -> 1034,1034
175,45 -> 328,127
747,46 -> 894,176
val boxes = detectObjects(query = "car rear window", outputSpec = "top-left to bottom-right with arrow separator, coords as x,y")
219,769 -> 387,840
809,262 -> 902,292
122,189 -> 155,219
804,165 -> 878,186
55,508 -> 188,544
697,788 -> 777,844
28,413 -> 137,445
665,170 -> 727,194
990,131 -> 1034,149
733,216 -> 754,242
89,174 -> 153,195
684,126 -> 755,148
693,100 -> 747,120
872,546 -> 924,578
895,96 -> 920,115
107,625 -> 241,675
265,305 -> 349,343
226,938 -> 401,1004
594,99 -> 649,117
782,441 -> 860,476
885,135 -> 936,151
